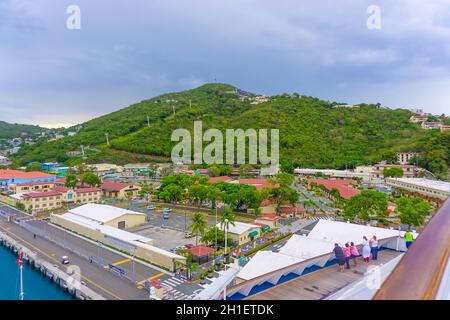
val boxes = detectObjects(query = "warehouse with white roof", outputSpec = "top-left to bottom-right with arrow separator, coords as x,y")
386,178 -> 450,201
68,203 -> 146,229
51,204 -> 185,272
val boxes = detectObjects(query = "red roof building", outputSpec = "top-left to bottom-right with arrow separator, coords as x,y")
22,191 -> 62,199
209,176 -> 232,183
0,169 -> 54,179
101,182 -> 130,192
188,246 -> 215,257
307,178 -> 360,200
238,178 -> 279,191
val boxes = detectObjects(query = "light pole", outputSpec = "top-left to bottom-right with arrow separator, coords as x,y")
223,218 -> 228,301
214,206 -> 218,259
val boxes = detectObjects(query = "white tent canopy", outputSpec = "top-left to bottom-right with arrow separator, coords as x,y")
237,250 -> 303,281
307,220 -> 405,245
235,220 -> 412,285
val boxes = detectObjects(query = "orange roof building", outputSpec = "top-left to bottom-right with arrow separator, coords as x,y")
0,169 -> 56,187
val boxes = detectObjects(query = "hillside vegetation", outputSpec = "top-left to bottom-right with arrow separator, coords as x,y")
12,83 -> 449,178
0,121 -> 47,139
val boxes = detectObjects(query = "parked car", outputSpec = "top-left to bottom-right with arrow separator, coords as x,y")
147,204 -> 156,210
163,208 -> 171,219
184,232 -> 194,239
61,256 -> 70,265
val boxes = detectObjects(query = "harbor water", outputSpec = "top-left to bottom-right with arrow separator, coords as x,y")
0,244 -> 73,300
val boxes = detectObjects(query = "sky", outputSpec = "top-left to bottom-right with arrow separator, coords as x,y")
1,0 -> 450,128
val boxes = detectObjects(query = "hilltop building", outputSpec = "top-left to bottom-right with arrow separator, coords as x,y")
397,152 -> 419,165
372,163 -> 418,179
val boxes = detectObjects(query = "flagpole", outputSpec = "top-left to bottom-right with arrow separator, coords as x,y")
20,264 -> 24,301
17,252 -> 24,300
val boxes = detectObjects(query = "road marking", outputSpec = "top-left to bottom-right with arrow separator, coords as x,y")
136,272 -> 165,286
111,258 -> 131,266
0,224 -> 123,300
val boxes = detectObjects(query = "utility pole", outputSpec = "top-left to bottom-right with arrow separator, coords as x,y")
105,133 -> 109,146
223,219 -> 228,301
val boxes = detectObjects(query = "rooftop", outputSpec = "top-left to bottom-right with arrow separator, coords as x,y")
216,221 -> 259,235
208,176 -> 232,183
53,213 -> 186,260
69,203 -> 145,224
101,182 -> 134,191
22,191 -> 62,199
188,245 -> 215,257
0,169 -> 54,179
387,178 -> 450,193
307,178 -> 360,200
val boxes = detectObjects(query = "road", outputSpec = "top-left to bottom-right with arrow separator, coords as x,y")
293,183 -> 337,213
0,203 -> 204,300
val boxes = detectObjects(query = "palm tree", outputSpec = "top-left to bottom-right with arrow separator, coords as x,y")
219,208 -> 236,237
190,213 -> 208,246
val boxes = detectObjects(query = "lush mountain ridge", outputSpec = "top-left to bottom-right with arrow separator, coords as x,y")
11,83 -> 449,178
0,121 -> 47,139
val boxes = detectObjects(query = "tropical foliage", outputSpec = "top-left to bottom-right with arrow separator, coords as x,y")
11,83 -> 450,178
343,190 -> 388,221
395,197 -> 431,227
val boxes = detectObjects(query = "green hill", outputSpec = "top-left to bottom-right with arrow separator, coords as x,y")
11,83 -> 450,178
0,121 -> 47,139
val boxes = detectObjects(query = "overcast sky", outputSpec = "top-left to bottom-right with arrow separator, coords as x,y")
1,0 -> 450,127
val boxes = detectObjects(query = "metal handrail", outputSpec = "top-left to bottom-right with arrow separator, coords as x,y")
227,235 -> 398,296
373,198 -> 450,300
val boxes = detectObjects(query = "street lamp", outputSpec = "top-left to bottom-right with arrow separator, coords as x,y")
223,218 -> 229,301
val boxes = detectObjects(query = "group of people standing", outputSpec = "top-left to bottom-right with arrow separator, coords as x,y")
333,236 -> 379,272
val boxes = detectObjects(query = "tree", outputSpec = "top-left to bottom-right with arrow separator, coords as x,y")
396,197 -> 431,227
25,162 -> 42,172
159,184 -> 184,203
219,208 -> 236,235
65,173 -> 78,188
383,167 -> 403,178
207,186 -> 222,209
188,184 -> 210,208
207,165 -> 221,177
190,213 -> 208,246
268,186 -> 299,214
80,172 -> 101,187
201,226 -> 232,247
139,181 -> 153,200
148,164 -> 158,179
343,190 -> 388,221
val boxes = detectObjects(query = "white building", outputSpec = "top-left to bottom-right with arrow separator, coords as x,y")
386,178 -> 450,201
294,168 -> 371,183
0,155 -> 9,165
397,152 -> 419,165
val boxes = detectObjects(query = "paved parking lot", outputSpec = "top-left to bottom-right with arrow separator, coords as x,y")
128,209 -> 218,250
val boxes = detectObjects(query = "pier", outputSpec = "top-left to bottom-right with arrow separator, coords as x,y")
0,229 -> 105,300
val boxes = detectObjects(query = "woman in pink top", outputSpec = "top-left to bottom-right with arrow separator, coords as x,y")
350,242 -> 359,267
343,243 -> 352,270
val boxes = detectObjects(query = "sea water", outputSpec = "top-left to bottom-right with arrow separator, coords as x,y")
0,244 -> 73,300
